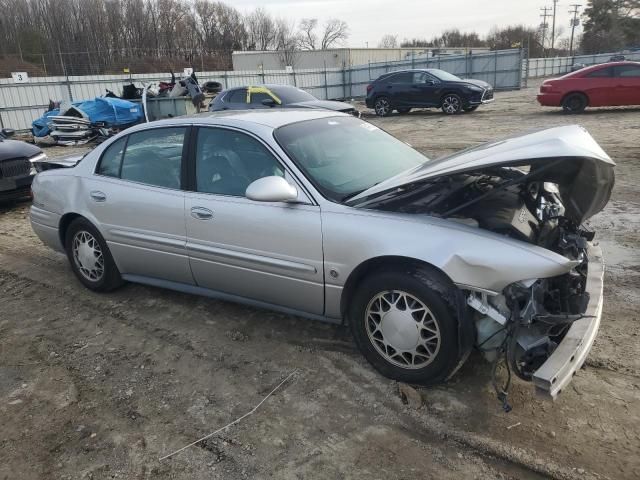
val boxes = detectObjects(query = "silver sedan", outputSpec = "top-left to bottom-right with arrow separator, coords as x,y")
30,110 -> 613,402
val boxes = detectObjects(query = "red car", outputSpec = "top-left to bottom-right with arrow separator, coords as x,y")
537,61 -> 640,113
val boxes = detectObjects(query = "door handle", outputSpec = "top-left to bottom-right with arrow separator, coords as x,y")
90,190 -> 106,202
191,206 -> 213,220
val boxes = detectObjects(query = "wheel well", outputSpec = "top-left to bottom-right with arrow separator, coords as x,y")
339,256 -> 454,319
58,213 -> 83,247
561,91 -> 589,106
439,91 -> 462,105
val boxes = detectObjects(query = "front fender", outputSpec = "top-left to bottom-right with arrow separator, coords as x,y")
322,209 -> 576,295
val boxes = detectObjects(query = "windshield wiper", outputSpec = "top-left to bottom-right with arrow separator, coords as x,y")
341,188 -> 369,202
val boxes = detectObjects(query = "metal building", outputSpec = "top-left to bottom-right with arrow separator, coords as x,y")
231,47 -> 490,71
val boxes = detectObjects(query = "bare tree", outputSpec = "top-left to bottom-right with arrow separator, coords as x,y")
274,17 -> 300,66
320,19 -> 348,49
246,8 -> 277,50
378,34 -> 399,48
298,18 -> 318,50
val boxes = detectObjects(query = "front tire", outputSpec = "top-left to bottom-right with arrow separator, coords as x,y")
562,93 -> 587,113
441,94 -> 462,114
374,96 -> 392,117
65,217 -> 123,292
348,267 -> 462,385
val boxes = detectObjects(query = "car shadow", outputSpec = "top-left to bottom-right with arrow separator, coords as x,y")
0,197 -> 31,213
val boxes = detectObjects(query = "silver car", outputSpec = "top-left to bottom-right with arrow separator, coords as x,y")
30,110 -> 614,402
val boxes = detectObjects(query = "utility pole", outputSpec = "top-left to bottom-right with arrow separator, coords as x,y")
569,4 -> 581,56
540,6 -> 552,57
551,0 -> 559,51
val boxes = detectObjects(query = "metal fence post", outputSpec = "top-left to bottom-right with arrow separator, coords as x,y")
494,50 -> 498,87
342,62 -> 346,100
324,61 -> 329,100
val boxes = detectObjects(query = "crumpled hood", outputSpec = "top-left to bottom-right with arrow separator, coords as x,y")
349,125 -> 615,224
288,100 -> 356,111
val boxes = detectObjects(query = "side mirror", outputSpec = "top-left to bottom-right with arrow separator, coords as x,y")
245,176 -> 298,202
426,79 -> 437,86
1,128 -> 15,138
262,98 -> 276,107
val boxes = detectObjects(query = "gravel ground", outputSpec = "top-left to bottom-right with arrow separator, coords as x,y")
1,79 -> 639,480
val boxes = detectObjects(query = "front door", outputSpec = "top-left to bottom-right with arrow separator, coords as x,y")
85,126 -> 193,284
408,72 -> 440,107
184,126 -> 324,315
613,64 -> 640,106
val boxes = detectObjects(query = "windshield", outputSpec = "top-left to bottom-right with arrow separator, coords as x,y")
428,69 -> 462,82
270,86 -> 317,103
274,117 -> 428,202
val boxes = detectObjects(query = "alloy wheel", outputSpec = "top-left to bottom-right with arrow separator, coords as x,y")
375,98 -> 391,116
72,230 -> 105,282
442,95 -> 460,114
365,290 -> 441,369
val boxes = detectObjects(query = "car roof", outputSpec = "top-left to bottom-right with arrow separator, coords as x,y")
148,108 -> 347,129
225,84 -> 301,91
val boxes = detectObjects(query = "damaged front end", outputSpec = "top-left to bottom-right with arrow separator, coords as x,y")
349,125 -> 614,402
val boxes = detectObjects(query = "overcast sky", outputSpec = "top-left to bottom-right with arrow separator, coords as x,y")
232,0 -> 582,47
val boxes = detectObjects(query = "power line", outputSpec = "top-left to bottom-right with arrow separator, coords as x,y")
569,4 -> 582,56
551,0 -> 559,50
540,6 -> 552,57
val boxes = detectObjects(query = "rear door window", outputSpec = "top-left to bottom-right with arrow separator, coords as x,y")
96,137 -> 126,177
118,127 -> 186,189
585,67 -> 614,78
249,92 -> 273,105
388,72 -> 413,83
226,89 -> 247,104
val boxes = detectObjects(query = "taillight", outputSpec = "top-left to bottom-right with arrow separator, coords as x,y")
366,84 -> 373,93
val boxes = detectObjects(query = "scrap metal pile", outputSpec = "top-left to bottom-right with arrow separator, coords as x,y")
32,71 -> 223,146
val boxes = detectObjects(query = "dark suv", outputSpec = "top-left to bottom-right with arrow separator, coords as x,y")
0,128 -> 46,201
365,68 -> 494,116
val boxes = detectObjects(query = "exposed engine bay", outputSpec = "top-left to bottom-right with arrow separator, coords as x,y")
363,157 -> 614,406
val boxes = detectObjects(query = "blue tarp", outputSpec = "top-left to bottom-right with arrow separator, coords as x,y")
32,97 -> 143,137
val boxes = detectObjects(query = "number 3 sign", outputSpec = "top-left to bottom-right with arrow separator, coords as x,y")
11,72 -> 29,83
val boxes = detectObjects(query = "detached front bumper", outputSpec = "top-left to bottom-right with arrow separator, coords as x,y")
532,243 -> 604,400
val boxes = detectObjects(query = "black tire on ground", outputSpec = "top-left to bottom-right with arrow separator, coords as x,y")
440,94 -> 463,114
64,217 -> 123,292
348,266 -> 463,385
463,105 -> 479,112
561,93 -> 587,113
397,108 -> 411,114
373,96 -> 392,117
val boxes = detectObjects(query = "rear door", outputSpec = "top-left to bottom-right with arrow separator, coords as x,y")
184,126 -> 324,314
385,72 -> 414,107
613,64 -> 640,106
85,126 -> 193,284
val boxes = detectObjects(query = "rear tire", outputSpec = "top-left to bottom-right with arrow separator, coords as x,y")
397,108 -> 411,114
441,94 -> 463,114
348,266 -> 462,385
65,217 -> 123,292
374,96 -> 392,117
562,93 -> 587,113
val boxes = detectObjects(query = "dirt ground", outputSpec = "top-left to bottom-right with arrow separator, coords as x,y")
1,79 -> 639,480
